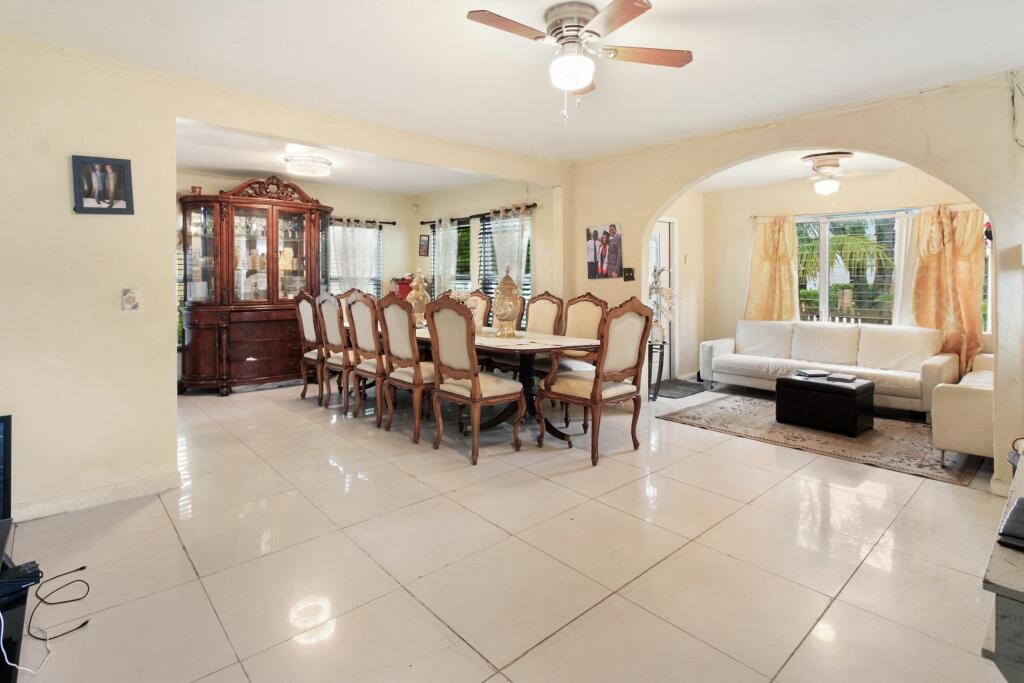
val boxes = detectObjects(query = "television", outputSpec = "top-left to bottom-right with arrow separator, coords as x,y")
0,416 -> 9,520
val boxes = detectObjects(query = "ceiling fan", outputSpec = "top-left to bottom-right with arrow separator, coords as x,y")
468,1 -> 692,95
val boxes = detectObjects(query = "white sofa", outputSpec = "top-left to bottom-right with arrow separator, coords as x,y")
699,320 -> 960,413
932,353 -> 994,460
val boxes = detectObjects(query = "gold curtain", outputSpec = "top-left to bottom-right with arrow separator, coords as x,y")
744,216 -> 798,321
913,205 -> 986,373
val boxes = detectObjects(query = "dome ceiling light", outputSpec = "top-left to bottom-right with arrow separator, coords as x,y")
802,151 -> 853,196
283,155 -> 332,177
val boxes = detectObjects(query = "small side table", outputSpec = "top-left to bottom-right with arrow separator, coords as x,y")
647,341 -> 667,401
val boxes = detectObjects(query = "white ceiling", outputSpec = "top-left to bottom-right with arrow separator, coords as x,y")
7,1 -> 1024,160
175,121 -> 492,194
694,150 -> 906,192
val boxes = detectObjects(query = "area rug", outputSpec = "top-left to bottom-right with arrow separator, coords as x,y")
657,394 -> 980,485
656,379 -> 708,399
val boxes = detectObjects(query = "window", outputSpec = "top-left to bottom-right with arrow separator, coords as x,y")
431,218 -> 471,294
322,219 -> 383,297
797,211 -> 898,325
479,213 -> 533,299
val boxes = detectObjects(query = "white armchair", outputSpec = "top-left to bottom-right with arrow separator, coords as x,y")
932,353 -> 995,462
699,337 -> 735,385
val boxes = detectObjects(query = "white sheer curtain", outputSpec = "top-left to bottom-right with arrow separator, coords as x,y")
433,217 -> 458,294
892,210 -> 919,325
326,219 -> 381,295
489,205 -> 531,286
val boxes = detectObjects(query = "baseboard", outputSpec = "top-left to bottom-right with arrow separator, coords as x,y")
13,468 -> 181,522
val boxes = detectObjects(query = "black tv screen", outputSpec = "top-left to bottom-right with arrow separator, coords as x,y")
0,416 -> 9,519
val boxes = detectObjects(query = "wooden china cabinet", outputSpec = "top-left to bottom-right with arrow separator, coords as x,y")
178,176 -> 332,395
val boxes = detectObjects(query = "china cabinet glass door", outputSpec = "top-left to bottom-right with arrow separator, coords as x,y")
184,204 -> 216,303
232,206 -> 270,302
277,209 -> 307,300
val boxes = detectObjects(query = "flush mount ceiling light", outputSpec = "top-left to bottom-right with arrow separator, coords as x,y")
283,155 -> 332,177
549,43 -> 596,91
802,151 -> 852,196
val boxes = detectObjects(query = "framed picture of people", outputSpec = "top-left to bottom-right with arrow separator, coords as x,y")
586,223 -> 623,279
72,155 -> 134,214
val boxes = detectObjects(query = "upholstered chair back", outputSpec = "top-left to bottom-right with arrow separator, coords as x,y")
526,292 -> 564,335
345,292 -> 381,360
426,298 -> 477,378
295,291 -> 320,348
317,294 -> 345,348
563,294 -> 608,360
381,300 -> 415,361
335,288 -> 357,328
468,290 -> 491,328
597,298 -> 653,378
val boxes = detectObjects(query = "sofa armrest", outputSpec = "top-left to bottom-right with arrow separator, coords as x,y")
920,353 -> 960,412
971,353 -> 995,372
699,337 -> 735,381
932,382 -> 994,457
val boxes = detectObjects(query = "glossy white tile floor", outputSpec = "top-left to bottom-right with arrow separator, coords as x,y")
11,385 -> 1004,681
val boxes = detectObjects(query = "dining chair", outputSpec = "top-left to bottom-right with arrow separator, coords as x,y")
426,296 -> 525,464
378,292 -> 433,443
525,291 -> 564,335
468,289 -> 492,329
334,287 -> 357,328
544,293 -> 608,423
344,291 -> 386,427
294,290 -> 325,405
535,297 -> 653,466
316,292 -> 353,413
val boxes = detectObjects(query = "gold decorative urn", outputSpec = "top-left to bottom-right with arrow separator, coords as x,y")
405,269 -> 430,325
491,266 -> 521,338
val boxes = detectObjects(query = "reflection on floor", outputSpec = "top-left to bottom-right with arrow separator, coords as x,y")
13,386 -> 1004,682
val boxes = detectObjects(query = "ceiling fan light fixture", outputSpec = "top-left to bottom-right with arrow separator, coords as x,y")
813,177 -> 841,196
549,44 -> 595,92
283,155 -> 332,177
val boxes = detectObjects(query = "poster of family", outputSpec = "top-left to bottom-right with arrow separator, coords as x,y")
585,224 -> 623,279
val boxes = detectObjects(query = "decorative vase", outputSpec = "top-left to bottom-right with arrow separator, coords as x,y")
491,266 -> 520,338
650,320 -> 666,344
405,269 -> 430,325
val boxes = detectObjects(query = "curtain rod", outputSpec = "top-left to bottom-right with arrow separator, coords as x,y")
420,203 -> 538,226
749,201 -> 979,220
331,218 -> 396,226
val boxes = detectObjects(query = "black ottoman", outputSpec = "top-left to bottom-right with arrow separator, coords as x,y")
776,375 -> 874,437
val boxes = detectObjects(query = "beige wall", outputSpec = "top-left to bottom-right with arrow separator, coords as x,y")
176,170 -> 420,283
0,36 -> 565,519
412,179 -> 562,296
569,75 -> 1024,492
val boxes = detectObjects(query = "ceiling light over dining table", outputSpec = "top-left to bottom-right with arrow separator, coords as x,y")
284,155 -> 332,177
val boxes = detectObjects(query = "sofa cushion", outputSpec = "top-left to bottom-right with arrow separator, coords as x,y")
814,363 -> 922,399
959,369 -> 994,389
857,325 -> 942,372
791,322 -> 860,365
734,321 -> 794,358
712,354 -> 805,380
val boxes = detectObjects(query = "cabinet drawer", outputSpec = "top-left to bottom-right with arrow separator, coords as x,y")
230,357 -> 300,381
231,320 -> 298,342
231,309 -> 296,323
229,339 -> 300,362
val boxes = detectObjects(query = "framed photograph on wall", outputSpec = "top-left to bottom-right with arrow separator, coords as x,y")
418,234 -> 430,257
72,155 -> 134,214
585,223 -> 623,279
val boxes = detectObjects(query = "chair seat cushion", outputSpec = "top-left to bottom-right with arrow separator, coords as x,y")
389,362 -> 435,384
548,371 -> 637,400
440,372 -> 522,398
561,349 -> 592,359
533,355 -> 595,374
356,358 -> 380,374
303,349 -> 321,361
325,350 -> 351,368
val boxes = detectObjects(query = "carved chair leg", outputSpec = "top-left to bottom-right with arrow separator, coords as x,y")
323,369 -> 332,408
513,397 -> 525,451
563,401 -> 570,428
470,402 -> 482,465
535,391 -> 546,447
590,404 -> 602,466
582,406 -> 590,433
374,375 -> 384,428
432,392 -> 444,449
630,396 -> 641,450
300,361 -> 309,399
316,365 -> 325,406
411,387 -> 422,444
354,376 -> 364,416
384,381 -> 395,432
341,369 -> 350,415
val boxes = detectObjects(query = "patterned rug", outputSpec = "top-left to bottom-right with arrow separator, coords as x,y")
657,394 -> 981,485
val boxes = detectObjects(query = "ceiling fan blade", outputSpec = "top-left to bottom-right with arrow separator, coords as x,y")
570,83 -> 596,96
467,10 -> 549,42
584,0 -> 652,38
599,46 -> 693,68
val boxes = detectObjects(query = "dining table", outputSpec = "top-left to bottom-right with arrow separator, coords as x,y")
412,326 -> 601,443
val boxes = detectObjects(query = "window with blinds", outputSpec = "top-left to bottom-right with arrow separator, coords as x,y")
431,219 -> 471,293
797,211 -> 898,325
478,213 -> 532,299
322,219 -> 384,297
